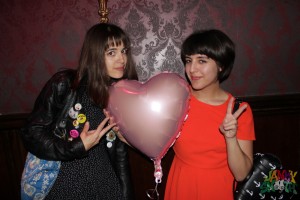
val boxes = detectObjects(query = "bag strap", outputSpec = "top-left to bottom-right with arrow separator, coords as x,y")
232,97 -> 242,195
232,98 -> 242,114
53,90 -> 77,139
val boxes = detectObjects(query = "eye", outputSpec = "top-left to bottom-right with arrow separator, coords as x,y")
199,59 -> 206,64
106,50 -> 115,56
121,48 -> 128,54
185,58 -> 191,63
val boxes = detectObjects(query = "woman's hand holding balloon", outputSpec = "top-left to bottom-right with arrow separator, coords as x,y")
104,109 -> 132,146
115,129 -> 132,147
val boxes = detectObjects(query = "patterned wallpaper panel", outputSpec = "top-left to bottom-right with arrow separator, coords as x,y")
0,0 -> 300,114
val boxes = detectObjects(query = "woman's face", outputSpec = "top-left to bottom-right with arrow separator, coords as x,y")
185,54 -> 220,91
105,42 -> 128,79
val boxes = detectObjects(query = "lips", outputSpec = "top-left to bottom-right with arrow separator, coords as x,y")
190,75 -> 202,80
115,66 -> 125,71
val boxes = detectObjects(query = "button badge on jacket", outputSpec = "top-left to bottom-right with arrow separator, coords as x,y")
106,130 -> 116,148
67,103 -> 86,141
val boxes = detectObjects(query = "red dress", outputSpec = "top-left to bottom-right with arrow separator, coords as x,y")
164,94 -> 256,200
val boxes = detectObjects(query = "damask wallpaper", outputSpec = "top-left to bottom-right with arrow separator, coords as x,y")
0,0 -> 300,114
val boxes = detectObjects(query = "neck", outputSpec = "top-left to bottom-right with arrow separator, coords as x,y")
192,87 -> 228,105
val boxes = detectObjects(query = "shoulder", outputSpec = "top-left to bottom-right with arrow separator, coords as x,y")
50,68 -> 76,83
49,68 -> 76,90
39,68 -> 77,98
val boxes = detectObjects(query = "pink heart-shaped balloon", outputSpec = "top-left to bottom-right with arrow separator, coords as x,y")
108,72 -> 190,161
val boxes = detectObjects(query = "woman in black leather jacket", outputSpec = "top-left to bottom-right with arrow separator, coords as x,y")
21,23 -> 138,200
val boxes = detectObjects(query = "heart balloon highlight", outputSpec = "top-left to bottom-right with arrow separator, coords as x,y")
107,72 -> 190,162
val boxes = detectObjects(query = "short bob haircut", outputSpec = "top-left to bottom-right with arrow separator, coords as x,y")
181,29 -> 235,83
74,23 -> 138,107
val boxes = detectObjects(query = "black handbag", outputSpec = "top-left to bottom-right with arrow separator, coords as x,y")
233,153 -> 284,200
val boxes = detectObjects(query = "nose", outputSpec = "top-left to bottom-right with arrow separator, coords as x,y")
117,52 -> 126,63
189,60 -> 197,73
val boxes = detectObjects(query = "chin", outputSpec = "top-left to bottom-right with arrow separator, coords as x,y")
115,75 -> 124,79
110,74 -> 123,79
191,83 -> 204,90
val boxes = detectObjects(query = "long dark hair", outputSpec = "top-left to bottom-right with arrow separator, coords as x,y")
181,29 -> 235,83
73,23 -> 138,107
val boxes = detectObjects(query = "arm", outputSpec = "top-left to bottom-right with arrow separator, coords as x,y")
21,70 -> 118,161
225,137 -> 253,181
114,139 -> 134,200
220,97 -> 255,181
101,110 -> 134,198
20,70 -> 87,161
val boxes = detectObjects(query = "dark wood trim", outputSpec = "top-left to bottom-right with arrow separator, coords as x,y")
1,93 -> 299,128
237,93 -> 300,115
0,113 -> 28,130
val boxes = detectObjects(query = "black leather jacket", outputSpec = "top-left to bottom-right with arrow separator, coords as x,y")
21,69 -> 133,200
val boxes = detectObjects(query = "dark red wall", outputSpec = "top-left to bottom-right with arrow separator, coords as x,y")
1,1 -> 300,113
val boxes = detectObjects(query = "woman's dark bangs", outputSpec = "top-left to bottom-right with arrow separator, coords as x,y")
106,33 -> 128,49
183,37 -> 209,56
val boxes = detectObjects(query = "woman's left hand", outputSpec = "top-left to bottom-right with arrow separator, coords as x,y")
219,97 -> 247,138
104,109 -> 119,132
103,109 -> 132,146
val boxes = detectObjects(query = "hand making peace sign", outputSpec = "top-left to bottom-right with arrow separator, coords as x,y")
219,97 -> 248,138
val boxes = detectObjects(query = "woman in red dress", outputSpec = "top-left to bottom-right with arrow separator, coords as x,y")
164,29 -> 256,200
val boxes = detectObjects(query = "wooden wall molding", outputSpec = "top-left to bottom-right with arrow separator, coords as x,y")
1,93 -> 299,130
238,93 -> 300,115
0,113 -> 28,131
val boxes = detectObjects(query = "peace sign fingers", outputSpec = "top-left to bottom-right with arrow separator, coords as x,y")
228,97 -> 247,119
226,97 -> 235,114
220,97 -> 248,138
233,103 -> 247,119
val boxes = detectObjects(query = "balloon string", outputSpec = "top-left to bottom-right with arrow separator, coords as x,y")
154,159 -> 162,183
146,159 -> 163,199
146,182 -> 159,200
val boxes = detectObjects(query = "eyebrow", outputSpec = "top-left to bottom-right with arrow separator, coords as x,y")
106,46 -> 127,51
186,54 -> 208,59
106,47 -> 117,51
